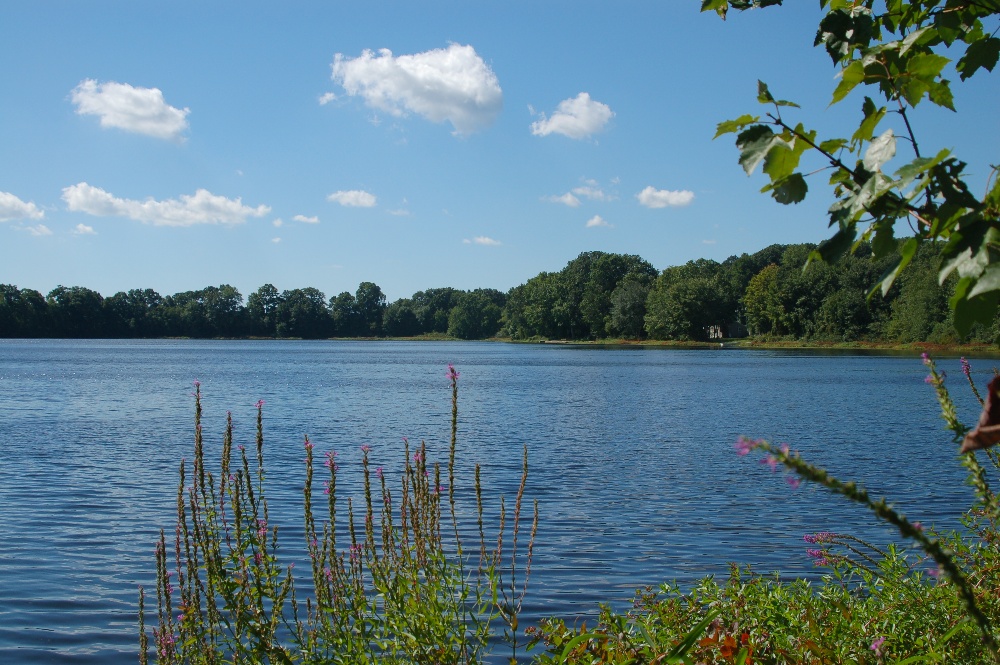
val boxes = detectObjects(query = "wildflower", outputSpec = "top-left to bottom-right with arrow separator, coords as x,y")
350,543 -> 362,561
413,451 -> 423,463
447,364 -> 460,381
871,636 -> 886,656
304,439 -> 314,450
962,357 -> 972,378
803,532 -> 835,544
785,476 -> 801,489
734,436 -> 755,456
927,567 -> 941,579
361,444 -> 370,453
193,379 -> 201,388
921,352 -> 930,364
913,521 -> 923,531
255,399 -> 265,409
375,466 -> 383,479
760,455 -> 779,472
924,375 -> 935,384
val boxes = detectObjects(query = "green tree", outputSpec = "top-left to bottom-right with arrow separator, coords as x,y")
46,285 -> 107,338
105,288 -> 164,338
0,285 -> 48,337
354,282 -> 387,336
247,284 -> 282,337
608,276 -> 653,339
707,0 -> 1000,336
384,298 -> 422,337
411,288 -> 461,334
275,288 -> 331,339
447,289 -> 505,340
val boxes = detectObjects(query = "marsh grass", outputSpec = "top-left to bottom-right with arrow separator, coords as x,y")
140,365 -> 538,664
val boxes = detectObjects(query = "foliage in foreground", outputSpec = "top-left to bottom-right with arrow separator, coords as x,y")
706,0 -> 1000,335
526,359 -> 1000,664
139,365 -> 538,664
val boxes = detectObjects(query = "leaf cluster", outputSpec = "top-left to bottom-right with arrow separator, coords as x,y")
706,0 -> 1000,336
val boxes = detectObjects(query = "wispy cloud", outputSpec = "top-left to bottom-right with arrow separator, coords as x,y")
293,214 -> 320,224
272,218 -> 284,227
71,79 -> 189,140
545,192 -> 581,207
62,182 -> 270,226
585,215 -> 612,228
318,92 -> 336,106
327,190 -> 377,207
530,92 -> 613,139
20,223 -> 53,236
73,223 -> 96,235
463,236 -> 501,246
0,191 -> 44,221
636,186 -> 695,209
572,184 -> 611,201
331,44 -> 502,135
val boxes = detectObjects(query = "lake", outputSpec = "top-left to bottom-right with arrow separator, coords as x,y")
0,339 -> 989,663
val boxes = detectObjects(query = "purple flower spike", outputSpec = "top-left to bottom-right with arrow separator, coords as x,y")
255,399 -> 265,409
361,444 -> 371,453
962,357 -> 972,378
734,436 -> 755,456
447,364 -> 460,381
786,476 -> 801,489
871,636 -> 886,656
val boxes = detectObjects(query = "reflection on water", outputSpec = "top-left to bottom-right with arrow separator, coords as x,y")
0,339 -> 985,663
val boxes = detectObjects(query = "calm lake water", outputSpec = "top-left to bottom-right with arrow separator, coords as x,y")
0,339 -> 991,663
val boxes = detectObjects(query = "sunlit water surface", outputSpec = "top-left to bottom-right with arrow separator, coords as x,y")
0,340 -> 988,663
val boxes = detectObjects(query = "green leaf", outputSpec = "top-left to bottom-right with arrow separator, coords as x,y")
831,60 -> 865,105
766,173 -> 808,204
862,129 -> 896,172
757,80 -> 799,107
813,226 -> 857,263
714,114 -> 759,139
852,97 -> 887,144
906,52 -> 950,79
700,0 -> 729,18
736,124 -> 778,175
951,283 -> 1000,338
878,236 -> 919,295
958,37 -> 1000,80
969,263 -> 1000,300
819,138 -> 848,154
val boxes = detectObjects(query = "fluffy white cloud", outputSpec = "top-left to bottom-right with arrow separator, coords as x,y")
293,214 -> 320,224
331,44 -> 503,135
636,186 -> 695,209
0,191 -> 44,221
546,192 -> 581,207
530,93 -> 613,139
62,182 -> 270,226
585,215 -> 612,228
73,223 -> 96,235
463,236 -> 501,246
71,79 -> 189,140
327,190 -> 377,207
318,92 -> 337,106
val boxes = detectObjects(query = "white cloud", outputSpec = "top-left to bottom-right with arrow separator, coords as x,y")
530,92 -> 613,139
327,190 -> 377,207
23,224 -> 53,236
318,92 -> 337,106
702,239 -> 717,244
546,192 -> 581,207
71,79 -> 189,140
294,214 -> 320,224
636,186 -> 695,209
62,182 -> 270,227
73,223 -> 96,235
573,185 -> 610,201
463,236 -> 501,246
0,191 -> 44,221
331,44 -> 503,135
585,215 -> 612,228
272,237 -> 282,243
272,218 -> 284,227
388,208 -> 410,216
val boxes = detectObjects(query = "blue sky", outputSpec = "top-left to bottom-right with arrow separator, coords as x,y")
2,2 -> 997,302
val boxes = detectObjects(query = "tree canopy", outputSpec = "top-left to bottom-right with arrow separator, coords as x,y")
704,0 -> 1000,335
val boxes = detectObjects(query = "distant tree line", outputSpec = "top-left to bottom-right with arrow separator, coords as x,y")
2,243 -> 997,343
0,281 -> 507,340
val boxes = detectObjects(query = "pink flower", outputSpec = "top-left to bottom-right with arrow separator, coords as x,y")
803,532 -> 835,544
255,399 -> 265,409
375,466 -> 383,479
786,476 -> 801,489
361,444 -> 370,453
760,455 -> 779,472
962,357 -> 972,378
447,364 -> 460,381
304,439 -> 314,450
734,436 -> 755,456
871,636 -> 886,656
